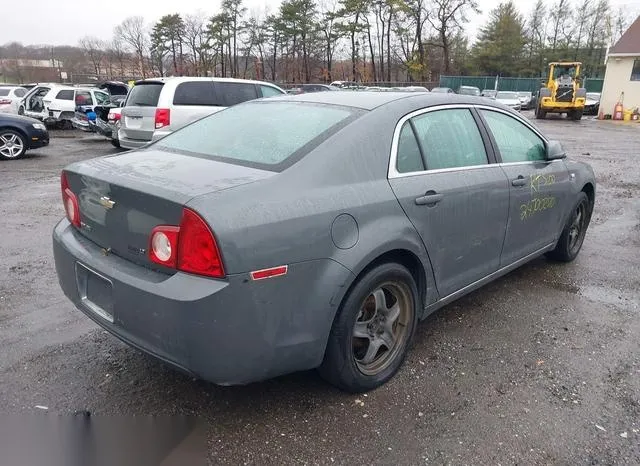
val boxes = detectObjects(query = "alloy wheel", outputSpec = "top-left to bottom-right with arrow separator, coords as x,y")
0,133 -> 24,159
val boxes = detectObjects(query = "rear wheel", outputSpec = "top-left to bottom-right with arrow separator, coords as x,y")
319,263 -> 419,392
570,109 -> 583,121
0,130 -> 27,160
546,192 -> 591,262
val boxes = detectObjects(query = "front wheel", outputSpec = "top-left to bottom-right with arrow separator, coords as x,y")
546,192 -> 591,262
0,130 -> 27,160
319,262 -> 419,392
571,110 -> 583,121
110,138 -> 121,148
535,106 -> 546,119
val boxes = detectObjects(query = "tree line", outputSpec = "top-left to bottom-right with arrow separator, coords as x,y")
0,0 -> 633,85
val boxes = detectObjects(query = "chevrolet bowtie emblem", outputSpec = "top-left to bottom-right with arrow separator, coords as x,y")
99,196 -> 116,209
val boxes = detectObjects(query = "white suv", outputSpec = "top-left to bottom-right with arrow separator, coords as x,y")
20,85 -> 110,124
118,77 -> 285,149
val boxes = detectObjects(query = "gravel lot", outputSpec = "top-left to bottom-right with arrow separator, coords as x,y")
0,116 -> 639,464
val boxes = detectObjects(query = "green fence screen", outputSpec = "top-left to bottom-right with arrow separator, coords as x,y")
440,76 -> 604,94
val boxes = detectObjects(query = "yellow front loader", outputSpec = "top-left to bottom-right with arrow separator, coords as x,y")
536,62 -> 587,120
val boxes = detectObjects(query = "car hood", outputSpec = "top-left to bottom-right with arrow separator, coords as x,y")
0,113 -> 42,125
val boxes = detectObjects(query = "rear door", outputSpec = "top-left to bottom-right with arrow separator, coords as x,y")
171,80 -> 222,131
388,106 -> 510,298
478,108 -> 571,265
120,81 -> 164,143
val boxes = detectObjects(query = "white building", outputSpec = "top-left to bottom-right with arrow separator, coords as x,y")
600,15 -> 640,117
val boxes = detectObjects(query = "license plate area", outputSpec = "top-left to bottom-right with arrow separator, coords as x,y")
76,263 -> 114,323
125,116 -> 143,129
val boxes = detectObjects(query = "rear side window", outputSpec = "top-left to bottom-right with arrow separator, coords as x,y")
56,90 -> 74,100
396,123 -> 425,173
411,109 -> 487,170
126,82 -> 163,107
75,91 -> 93,106
14,88 -> 26,97
0,89 -> 9,96
215,82 -> 258,106
156,102 -> 359,170
173,81 -> 219,106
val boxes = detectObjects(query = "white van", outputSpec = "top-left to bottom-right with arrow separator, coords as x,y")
118,77 -> 285,149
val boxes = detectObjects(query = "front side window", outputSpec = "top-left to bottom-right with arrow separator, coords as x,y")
631,59 -> 640,81
155,101 -> 359,170
481,110 -> 546,163
410,109 -> 488,170
94,91 -> 110,105
260,85 -> 284,98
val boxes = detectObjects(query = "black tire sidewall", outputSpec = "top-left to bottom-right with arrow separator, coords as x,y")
320,262 -> 419,392
553,192 -> 590,261
0,130 -> 27,160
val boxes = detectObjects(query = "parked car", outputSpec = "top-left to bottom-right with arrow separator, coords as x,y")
457,86 -> 481,96
430,87 -> 455,94
584,92 -> 601,115
481,89 -> 497,99
495,91 -> 522,111
399,86 -> 429,92
330,81 -> 357,88
72,98 -> 122,144
0,86 -> 28,114
0,113 -> 49,160
118,77 -> 286,149
517,91 -> 535,110
20,84 -> 111,126
53,92 -> 595,392
297,84 -> 341,93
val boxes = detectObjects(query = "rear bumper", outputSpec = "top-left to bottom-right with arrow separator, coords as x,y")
53,219 -> 353,385
118,133 -> 151,149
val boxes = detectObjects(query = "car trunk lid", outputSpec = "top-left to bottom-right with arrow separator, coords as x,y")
63,148 -> 275,269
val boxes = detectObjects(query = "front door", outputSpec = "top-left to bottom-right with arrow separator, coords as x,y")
478,109 -> 571,266
388,107 -> 510,298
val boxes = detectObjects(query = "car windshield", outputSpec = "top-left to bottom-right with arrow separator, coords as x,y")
126,82 -> 163,107
459,87 -> 480,96
497,92 -> 519,99
155,101 -> 360,170
518,92 -> 532,98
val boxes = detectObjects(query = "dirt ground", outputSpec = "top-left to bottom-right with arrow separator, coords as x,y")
0,116 -> 639,465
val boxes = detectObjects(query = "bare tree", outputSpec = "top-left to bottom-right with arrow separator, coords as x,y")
115,16 -> 149,78
79,36 -> 105,77
427,0 -> 479,74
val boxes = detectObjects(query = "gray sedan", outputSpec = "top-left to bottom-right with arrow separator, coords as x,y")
53,92 -> 595,392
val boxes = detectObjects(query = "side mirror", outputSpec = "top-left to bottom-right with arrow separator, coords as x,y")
546,140 -> 566,160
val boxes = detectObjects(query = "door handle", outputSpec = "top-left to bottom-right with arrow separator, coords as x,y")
512,176 -> 527,187
415,191 -> 443,206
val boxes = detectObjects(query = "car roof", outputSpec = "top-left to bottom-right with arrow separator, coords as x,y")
264,91 -> 502,111
135,77 -> 281,87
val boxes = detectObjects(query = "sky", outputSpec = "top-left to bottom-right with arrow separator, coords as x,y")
0,0 -> 639,46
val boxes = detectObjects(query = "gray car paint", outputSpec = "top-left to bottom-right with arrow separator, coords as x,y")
53,92 -> 596,385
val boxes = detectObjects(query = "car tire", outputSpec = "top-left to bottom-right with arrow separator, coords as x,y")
571,110 -> 583,121
110,138 -> 121,148
0,130 -> 27,160
546,192 -> 591,262
319,262 -> 419,393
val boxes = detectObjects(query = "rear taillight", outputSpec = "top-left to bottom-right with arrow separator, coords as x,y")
61,172 -> 80,227
154,108 -> 170,129
0,99 -> 11,105
149,208 -> 225,278
108,112 -> 121,121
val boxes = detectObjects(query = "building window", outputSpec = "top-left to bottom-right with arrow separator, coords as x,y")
632,59 -> 640,81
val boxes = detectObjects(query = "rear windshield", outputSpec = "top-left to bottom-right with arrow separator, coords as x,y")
126,82 -> 163,107
155,101 -> 360,171
0,89 -> 10,96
